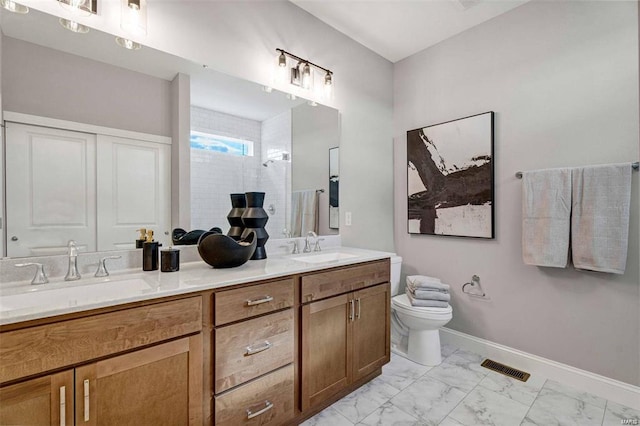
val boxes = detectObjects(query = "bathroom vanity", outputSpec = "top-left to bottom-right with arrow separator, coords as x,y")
0,249 -> 391,425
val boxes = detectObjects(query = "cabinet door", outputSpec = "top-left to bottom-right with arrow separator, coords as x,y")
75,335 -> 202,426
352,283 -> 390,381
301,293 -> 352,411
0,370 -> 74,426
5,122 -> 97,257
96,134 -> 171,251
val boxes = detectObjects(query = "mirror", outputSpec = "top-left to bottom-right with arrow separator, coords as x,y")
0,6 -> 339,257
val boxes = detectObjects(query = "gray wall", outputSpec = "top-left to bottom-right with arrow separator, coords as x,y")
2,37 -> 172,137
393,1 -> 639,385
292,103 -> 340,237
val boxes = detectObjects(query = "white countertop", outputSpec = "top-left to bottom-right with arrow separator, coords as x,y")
0,247 -> 393,326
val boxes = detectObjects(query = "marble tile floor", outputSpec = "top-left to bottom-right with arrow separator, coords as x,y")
301,344 -> 640,426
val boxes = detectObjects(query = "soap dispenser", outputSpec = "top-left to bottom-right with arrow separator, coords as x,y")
136,228 -> 147,249
142,229 -> 159,271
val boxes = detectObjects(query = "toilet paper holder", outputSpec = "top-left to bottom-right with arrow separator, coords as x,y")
462,275 -> 487,298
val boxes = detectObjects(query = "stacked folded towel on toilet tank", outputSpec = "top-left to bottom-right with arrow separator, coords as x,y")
406,275 -> 450,308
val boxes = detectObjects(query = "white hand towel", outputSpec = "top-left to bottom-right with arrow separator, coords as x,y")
571,164 -> 632,274
522,168 -> 572,268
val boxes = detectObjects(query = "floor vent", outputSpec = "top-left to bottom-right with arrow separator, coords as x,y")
481,359 -> 530,382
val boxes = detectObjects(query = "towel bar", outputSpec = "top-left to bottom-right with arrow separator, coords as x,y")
515,162 -> 639,179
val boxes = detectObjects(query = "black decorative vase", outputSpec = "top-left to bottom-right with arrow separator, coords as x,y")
227,193 -> 246,241
241,192 -> 269,260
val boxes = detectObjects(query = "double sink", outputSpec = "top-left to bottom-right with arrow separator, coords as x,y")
0,249 -> 361,318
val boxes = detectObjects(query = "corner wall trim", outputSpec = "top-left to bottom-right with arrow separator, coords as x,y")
440,327 -> 640,410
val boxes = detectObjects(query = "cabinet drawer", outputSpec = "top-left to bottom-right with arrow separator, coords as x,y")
215,364 -> 294,426
0,297 -> 202,384
215,309 -> 294,394
215,278 -> 294,326
301,259 -> 390,303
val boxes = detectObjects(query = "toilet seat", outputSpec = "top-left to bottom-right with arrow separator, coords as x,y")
392,294 -> 452,317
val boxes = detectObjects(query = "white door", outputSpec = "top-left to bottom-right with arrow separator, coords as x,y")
5,123 -> 97,257
96,135 -> 171,250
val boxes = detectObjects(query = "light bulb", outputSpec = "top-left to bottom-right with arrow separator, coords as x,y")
278,51 -> 287,68
121,0 -> 147,36
58,0 -> 92,16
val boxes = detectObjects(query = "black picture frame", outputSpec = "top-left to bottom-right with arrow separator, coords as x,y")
407,111 -> 495,239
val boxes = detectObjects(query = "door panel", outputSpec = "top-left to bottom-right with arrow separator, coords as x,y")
96,135 -> 170,250
301,293 -> 351,410
353,284 -> 390,381
6,123 -> 96,256
0,370 -> 74,426
75,336 -> 202,426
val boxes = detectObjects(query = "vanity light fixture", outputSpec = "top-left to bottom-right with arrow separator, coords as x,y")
57,0 -> 95,34
276,48 -> 333,94
121,0 -> 147,36
1,0 -> 29,14
115,36 -> 141,50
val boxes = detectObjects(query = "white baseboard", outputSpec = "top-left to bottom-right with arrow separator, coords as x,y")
440,327 -> 640,411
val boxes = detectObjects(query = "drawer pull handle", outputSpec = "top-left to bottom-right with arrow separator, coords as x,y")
83,379 -> 90,422
245,341 -> 272,356
349,299 -> 355,321
59,386 -> 66,426
356,298 -> 361,319
246,295 -> 274,306
246,400 -> 274,419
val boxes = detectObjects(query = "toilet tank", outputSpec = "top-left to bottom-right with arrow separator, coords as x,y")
390,255 -> 402,296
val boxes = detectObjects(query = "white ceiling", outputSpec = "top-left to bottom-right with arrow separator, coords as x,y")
290,0 -> 530,63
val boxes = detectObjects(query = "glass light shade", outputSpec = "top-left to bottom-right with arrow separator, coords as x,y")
58,0 -> 92,17
59,18 -> 90,33
115,37 -> 142,51
301,62 -> 312,89
121,0 -> 147,36
1,0 -> 29,14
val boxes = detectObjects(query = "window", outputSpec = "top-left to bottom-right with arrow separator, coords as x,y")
190,131 -> 254,157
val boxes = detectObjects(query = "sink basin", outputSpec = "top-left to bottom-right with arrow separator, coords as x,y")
291,252 -> 358,263
0,276 -> 156,313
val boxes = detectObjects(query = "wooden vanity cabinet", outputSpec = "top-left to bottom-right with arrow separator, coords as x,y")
300,260 -> 391,412
0,297 -> 204,426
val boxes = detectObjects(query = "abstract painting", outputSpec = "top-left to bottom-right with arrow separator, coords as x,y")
407,111 -> 494,238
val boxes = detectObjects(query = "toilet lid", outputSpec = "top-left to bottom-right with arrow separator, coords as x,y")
392,294 -> 453,314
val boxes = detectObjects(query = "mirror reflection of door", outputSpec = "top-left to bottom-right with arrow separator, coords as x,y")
329,147 -> 339,229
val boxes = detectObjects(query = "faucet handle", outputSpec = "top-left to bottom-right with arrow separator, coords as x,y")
95,256 -> 122,277
15,262 -> 49,285
287,240 -> 300,254
313,238 -> 325,252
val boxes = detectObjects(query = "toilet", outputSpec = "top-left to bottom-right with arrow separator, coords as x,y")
389,256 -> 453,366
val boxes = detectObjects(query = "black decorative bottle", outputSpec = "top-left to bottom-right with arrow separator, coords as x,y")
227,193 -> 246,241
241,192 -> 269,260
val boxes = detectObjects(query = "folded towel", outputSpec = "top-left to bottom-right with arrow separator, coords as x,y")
571,164 -> 632,274
407,291 -> 449,308
521,168 -> 572,268
413,289 -> 451,302
406,275 -> 450,291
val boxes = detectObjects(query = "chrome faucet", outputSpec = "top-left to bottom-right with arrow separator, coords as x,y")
15,262 -> 49,285
95,255 -> 122,278
303,231 -> 317,253
64,240 -> 81,281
